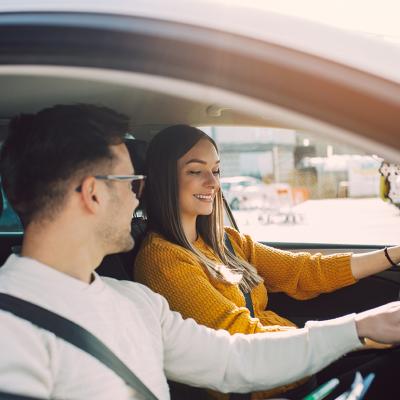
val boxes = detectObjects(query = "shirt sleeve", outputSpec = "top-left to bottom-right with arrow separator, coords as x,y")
0,311 -> 54,399
156,290 -> 362,393
135,239 -> 279,334
226,227 -> 356,300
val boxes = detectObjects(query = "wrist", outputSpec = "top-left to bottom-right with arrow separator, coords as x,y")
355,313 -> 369,344
384,246 -> 399,267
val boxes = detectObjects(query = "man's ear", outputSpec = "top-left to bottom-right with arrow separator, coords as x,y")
79,177 -> 102,213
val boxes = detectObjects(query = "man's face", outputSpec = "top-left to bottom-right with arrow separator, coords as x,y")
98,143 -> 139,254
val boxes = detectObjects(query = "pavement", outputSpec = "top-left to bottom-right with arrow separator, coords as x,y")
232,198 -> 400,245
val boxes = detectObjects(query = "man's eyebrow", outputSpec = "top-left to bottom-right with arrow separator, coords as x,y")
185,159 -> 220,165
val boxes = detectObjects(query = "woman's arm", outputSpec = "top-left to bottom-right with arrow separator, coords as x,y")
134,238 -> 284,334
351,245 -> 400,279
226,227 -> 356,299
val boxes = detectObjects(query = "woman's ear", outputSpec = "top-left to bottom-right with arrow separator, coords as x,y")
79,176 -> 101,213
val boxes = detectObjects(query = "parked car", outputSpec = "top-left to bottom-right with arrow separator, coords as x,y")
220,176 -> 267,210
0,1 -> 400,398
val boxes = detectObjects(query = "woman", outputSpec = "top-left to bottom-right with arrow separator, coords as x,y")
134,124 -> 400,399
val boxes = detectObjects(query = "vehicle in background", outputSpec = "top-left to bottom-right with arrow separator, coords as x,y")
221,176 -> 267,210
221,177 -> 303,224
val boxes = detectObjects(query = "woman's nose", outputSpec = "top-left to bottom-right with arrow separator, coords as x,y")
204,172 -> 219,187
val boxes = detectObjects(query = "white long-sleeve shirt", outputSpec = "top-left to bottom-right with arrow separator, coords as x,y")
0,254 -> 362,399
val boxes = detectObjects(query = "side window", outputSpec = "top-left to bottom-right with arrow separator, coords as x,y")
0,186 -> 22,233
201,126 -> 399,245
0,125 -> 23,233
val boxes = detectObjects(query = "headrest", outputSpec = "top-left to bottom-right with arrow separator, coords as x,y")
125,139 -> 147,175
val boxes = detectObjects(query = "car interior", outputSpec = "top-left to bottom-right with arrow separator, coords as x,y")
0,70 -> 399,324
0,7 -> 399,400
0,17 -> 400,396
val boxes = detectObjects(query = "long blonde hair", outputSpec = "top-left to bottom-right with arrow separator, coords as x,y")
145,125 -> 263,292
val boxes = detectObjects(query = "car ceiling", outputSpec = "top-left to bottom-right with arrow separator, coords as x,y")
0,72 -> 285,142
0,66 -> 398,165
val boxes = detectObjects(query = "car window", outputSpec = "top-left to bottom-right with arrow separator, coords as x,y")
221,182 -> 231,191
201,126 -> 400,245
0,186 -> 22,233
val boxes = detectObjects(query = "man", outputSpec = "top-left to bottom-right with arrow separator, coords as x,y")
0,104 -> 399,400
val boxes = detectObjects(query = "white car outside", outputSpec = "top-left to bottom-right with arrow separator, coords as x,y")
220,176 -> 268,210
221,177 -> 301,223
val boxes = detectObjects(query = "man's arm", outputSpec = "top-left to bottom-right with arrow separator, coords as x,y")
161,297 -> 400,393
159,294 -> 361,393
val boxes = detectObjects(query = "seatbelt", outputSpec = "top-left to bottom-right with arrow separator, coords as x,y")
223,234 -> 253,400
223,233 -> 255,317
0,392 -> 44,400
0,293 -> 158,400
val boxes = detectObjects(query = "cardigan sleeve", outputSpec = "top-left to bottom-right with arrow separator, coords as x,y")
134,235 -> 289,334
225,227 -> 356,300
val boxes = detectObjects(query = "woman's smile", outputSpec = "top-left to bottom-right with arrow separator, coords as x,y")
194,193 -> 214,202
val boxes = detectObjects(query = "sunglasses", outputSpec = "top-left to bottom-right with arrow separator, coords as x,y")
76,174 -> 146,198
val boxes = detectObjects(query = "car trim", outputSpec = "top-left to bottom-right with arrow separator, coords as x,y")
0,12 -> 399,159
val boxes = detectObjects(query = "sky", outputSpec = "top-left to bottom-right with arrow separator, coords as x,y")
224,0 -> 400,43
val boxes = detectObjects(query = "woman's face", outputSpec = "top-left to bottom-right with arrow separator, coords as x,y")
177,138 -> 220,221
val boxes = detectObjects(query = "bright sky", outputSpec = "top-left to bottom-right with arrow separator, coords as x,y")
224,0 -> 400,43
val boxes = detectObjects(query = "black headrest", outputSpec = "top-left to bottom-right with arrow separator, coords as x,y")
125,139 -> 147,175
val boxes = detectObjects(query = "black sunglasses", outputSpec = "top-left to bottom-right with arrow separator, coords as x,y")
76,175 -> 146,198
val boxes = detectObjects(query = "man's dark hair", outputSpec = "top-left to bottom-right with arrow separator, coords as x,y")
0,104 -> 129,226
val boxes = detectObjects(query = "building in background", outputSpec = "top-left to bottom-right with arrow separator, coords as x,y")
202,126 -> 380,200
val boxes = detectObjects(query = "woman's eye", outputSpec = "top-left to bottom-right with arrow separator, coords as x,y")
188,170 -> 201,175
213,170 -> 221,176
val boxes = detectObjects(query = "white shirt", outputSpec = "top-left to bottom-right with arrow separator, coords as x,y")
0,255 -> 362,399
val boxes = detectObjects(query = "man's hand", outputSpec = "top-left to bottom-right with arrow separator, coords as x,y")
355,302 -> 400,344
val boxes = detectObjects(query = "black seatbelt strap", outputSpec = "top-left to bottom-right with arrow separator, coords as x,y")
223,234 -> 252,400
0,293 -> 158,400
223,233 -> 255,318
0,392 -> 44,400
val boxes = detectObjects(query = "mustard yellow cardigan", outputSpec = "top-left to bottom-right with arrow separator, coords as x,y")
134,227 -> 356,398
135,227 -> 355,333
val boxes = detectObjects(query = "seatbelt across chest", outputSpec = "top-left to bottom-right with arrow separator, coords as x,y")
0,293 -> 158,400
223,234 -> 253,400
223,233 -> 255,318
